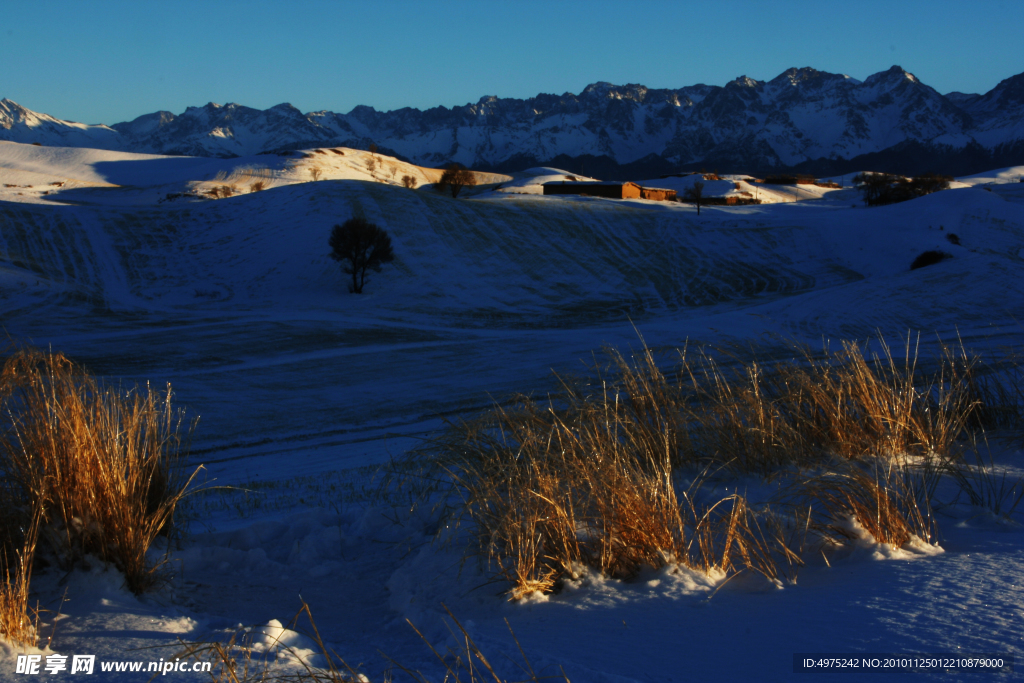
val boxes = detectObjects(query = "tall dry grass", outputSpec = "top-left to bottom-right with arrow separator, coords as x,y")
0,347 -> 199,595
778,457 -> 940,547
0,503 -> 40,648
677,337 -> 981,473
408,336 -> 1019,598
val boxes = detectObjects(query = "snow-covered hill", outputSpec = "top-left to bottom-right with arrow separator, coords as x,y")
3,66 -> 1024,176
2,145 -> 1024,681
0,140 -> 509,206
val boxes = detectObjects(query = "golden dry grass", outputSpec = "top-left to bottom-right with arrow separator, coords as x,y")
0,504 -> 40,647
0,347 -> 199,595
677,337 -> 981,472
403,336 -> 1019,598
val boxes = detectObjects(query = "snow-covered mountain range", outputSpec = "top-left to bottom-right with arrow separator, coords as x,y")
3,65 -> 1023,177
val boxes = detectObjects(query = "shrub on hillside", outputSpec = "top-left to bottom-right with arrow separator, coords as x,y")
910,250 -> 953,270
401,175 -> 418,189
206,185 -> 235,199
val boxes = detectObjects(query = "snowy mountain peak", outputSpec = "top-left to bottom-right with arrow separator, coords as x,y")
774,67 -> 820,85
729,76 -> 761,88
0,98 -> 36,123
868,65 -> 918,84
582,81 -> 616,96
769,67 -> 852,89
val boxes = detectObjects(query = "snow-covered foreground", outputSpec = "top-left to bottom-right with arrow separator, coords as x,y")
1,143 -> 1023,681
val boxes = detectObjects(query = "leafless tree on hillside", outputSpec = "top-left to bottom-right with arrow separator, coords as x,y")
684,181 -> 704,215
401,175 -> 418,189
436,163 -> 477,198
309,167 -> 324,182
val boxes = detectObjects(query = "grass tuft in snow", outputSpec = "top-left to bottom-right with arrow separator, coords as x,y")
0,503 -> 40,648
0,346 -> 200,594
777,456 -> 940,547
678,336 -> 980,472
397,335 -> 1024,598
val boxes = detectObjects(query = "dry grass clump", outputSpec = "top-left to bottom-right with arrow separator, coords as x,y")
678,338 -> 983,473
406,336 -> 1019,598
207,185 -> 236,199
0,506 -> 40,647
0,347 -> 198,595
427,346 -> 787,598
437,396 -> 694,597
778,458 -> 939,547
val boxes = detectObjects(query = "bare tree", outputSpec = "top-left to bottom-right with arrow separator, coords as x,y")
684,181 -> 704,215
436,163 -> 477,198
309,167 -> 323,182
366,155 -> 377,175
401,175 -> 418,189
328,218 -> 395,294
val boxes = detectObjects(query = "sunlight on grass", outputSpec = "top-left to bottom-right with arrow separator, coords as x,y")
392,335 -> 1024,599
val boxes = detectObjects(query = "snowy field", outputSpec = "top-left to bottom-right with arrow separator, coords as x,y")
1,141 -> 1024,681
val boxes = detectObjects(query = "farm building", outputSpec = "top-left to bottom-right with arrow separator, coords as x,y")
542,181 -> 677,201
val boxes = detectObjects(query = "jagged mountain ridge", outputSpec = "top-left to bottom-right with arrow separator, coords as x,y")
3,66 -> 1023,177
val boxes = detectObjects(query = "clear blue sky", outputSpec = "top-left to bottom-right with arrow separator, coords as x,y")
2,0 -> 1022,124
